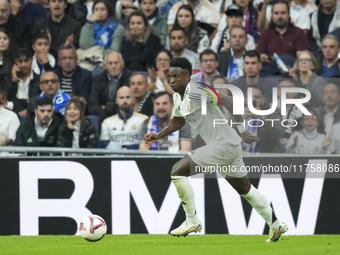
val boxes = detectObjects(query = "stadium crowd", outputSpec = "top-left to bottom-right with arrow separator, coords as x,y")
0,0 -> 340,154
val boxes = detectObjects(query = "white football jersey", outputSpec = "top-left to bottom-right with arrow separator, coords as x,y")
172,82 -> 242,145
101,112 -> 148,146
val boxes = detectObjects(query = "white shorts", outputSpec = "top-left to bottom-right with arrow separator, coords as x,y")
189,141 -> 246,178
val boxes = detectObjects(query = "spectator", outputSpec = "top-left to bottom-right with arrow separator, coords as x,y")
121,11 -> 162,71
242,85 -> 285,152
285,109 -> 332,154
10,0 -> 46,28
315,35 -> 340,78
130,73 -> 153,116
79,0 -> 125,59
291,0 -> 317,15
139,91 -> 191,151
169,27 -> 200,70
139,0 -> 167,46
31,32 -> 56,75
0,0 -> 30,47
332,52 -> 340,78
329,121 -> 340,153
256,0 -> 308,61
55,44 -> 93,102
293,50 -> 326,108
0,28 -> 14,81
314,79 -> 340,136
115,0 -> 139,24
13,97 -> 64,146
32,0 -> 82,59
88,52 -> 132,118
169,5 -> 209,54
167,0 -> 220,34
100,86 -> 148,149
27,71 -> 71,116
276,75 -> 303,146
68,0 -> 95,26
308,0 -> 340,53
57,96 -> 98,148
232,50 -> 277,102
191,49 -> 219,85
211,3 -> 256,54
0,88 -> 20,146
257,0 -> 310,33
148,49 -> 173,94
3,44 -> 40,116
217,26 -> 247,82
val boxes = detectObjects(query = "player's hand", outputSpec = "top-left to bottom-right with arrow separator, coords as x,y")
322,137 -> 332,150
144,133 -> 159,149
241,130 -> 259,144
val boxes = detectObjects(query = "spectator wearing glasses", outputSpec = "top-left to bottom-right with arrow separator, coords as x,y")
148,49 -> 173,94
285,110 -> 332,154
27,72 -> 71,116
191,49 -> 219,86
292,50 -> 326,109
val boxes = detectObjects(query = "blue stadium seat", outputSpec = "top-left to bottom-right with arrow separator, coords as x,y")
87,115 -> 99,132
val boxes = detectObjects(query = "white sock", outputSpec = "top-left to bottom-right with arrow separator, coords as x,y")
171,176 -> 197,222
241,185 -> 279,228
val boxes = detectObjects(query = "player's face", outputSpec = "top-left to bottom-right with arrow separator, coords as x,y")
200,54 -> 218,75
168,67 -> 190,93
154,94 -> 173,120
35,104 -> 53,126
301,114 -> 319,132
322,84 -> 340,108
278,80 -> 297,100
66,103 -> 81,123
243,56 -> 262,78
130,74 -> 149,99
116,87 -> 134,112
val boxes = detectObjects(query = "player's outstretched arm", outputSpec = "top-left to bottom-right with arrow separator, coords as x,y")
144,117 -> 186,149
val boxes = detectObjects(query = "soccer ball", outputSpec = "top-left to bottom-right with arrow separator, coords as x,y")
79,215 -> 107,242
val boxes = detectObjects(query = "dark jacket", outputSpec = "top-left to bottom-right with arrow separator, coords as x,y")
315,55 -> 323,76
314,102 -> 340,126
68,0 -> 88,26
13,111 -> 64,146
16,2 -> 46,28
32,15 -> 82,59
121,33 -> 162,71
57,118 -> 98,148
3,72 -> 41,113
217,49 -> 233,77
136,91 -> 153,117
3,14 -> 31,47
55,66 -> 93,102
88,68 -> 133,117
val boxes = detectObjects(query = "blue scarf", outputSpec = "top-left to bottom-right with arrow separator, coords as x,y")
37,89 -> 70,115
93,19 -> 118,49
148,114 -> 174,150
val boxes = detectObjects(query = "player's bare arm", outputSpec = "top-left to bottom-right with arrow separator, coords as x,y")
218,91 -> 259,144
144,117 -> 186,148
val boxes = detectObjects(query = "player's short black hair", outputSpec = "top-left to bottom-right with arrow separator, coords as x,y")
154,91 -> 173,104
199,49 -> 218,62
244,50 -> 260,62
278,74 -> 297,87
170,57 -> 192,76
325,78 -> 340,94
169,27 -> 188,38
32,32 -> 49,45
13,44 -> 33,60
36,97 -> 53,109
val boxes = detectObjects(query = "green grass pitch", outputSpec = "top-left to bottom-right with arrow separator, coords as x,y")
1,235 -> 340,255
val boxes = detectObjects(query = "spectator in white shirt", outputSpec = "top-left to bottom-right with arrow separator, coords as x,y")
0,88 -> 20,146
